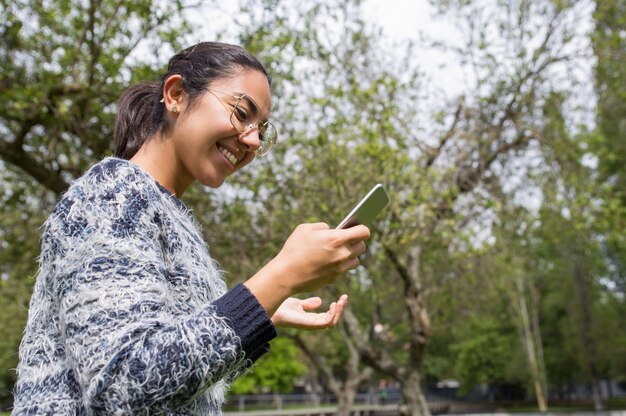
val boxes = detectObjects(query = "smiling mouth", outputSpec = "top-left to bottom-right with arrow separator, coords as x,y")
218,145 -> 239,166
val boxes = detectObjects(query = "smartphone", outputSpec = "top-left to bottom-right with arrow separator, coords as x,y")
336,184 -> 390,229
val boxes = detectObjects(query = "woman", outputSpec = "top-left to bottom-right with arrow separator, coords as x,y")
12,42 -> 370,415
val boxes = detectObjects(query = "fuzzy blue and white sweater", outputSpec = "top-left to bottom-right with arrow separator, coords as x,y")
12,158 -> 277,415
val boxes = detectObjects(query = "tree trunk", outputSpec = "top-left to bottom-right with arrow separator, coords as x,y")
573,251 -> 604,411
292,330 -> 371,416
517,276 -> 548,412
336,388 -> 357,416
530,283 -> 549,403
402,371 -> 431,416
591,378 -> 604,411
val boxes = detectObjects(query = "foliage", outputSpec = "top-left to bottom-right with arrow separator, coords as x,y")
207,1 -> 609,414
592,0 -> 626,201
0,170 -> 56,405
0,0 -> 191,194
0,0 -> 624,413
452,317 -> 522,395
0,0 -> 193,407
590,0 -> 626,299
230,337 -> 306,394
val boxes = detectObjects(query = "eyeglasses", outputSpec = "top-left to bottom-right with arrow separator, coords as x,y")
206,89 -> 277,157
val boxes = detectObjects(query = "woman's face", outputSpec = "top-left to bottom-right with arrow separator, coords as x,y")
170,69 -> 272,189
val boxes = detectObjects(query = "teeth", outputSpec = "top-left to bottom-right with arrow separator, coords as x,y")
220,147 -> 238,165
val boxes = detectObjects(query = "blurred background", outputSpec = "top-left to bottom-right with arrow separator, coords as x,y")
1,0 -> 624,414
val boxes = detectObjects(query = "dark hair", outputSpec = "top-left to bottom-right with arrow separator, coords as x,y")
114,42 -> 270,159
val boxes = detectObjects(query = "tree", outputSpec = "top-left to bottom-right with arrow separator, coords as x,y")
210,1 -> 595,415
592,0 -> 626,204
3,0 -> 619,413
0,0 -> 192,195
0,173 -> 48,406
292,327 -> 373,416
230,337 -> 306,394
591,0 -> 626,305
452,317 -> 522,398
0,0 -> 193,406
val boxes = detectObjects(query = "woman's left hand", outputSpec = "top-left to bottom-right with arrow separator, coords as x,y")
271,294 -> 348,329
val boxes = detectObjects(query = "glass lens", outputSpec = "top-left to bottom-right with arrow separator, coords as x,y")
258,139 -> 271,157
228,98 -> 277,157
258,122 -> 274,142
229,98 -> 249,132
258,122 -> 277,157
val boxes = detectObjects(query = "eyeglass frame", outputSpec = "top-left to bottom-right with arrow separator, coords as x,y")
206,88 -> 277,157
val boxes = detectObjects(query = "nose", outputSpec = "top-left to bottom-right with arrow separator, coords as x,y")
238,127 -> 261,153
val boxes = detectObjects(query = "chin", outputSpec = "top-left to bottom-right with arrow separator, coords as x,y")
203,179 -> 225,188
201,174 -> 228,188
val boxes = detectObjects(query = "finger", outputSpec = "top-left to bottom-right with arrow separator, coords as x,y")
338,224 -> 371,243
347,241 -> 367,257
306,222 -> 331,230
338,257 -> 360,273
338,294 -> 349,306
314,314 -> 336,330
299,296 -> 323,311
293,307 -> 335,330
332,295 -> 348,325
321,302 -> 338,328
331,242 -> 365,268
328,301 -> 336,317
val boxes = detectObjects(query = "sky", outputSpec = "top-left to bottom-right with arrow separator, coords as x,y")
179,0 -> 465,99
189,0 -> 444,51
200,0 -> 439,42
362,0 -> 433,42
362,0 -> 466,97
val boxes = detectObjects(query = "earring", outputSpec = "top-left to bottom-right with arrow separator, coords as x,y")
171,106 -> 178,113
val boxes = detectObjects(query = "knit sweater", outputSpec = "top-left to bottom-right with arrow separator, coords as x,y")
12,158 -> 277,415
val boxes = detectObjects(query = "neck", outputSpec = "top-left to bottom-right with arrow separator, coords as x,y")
130,136 -> 193,197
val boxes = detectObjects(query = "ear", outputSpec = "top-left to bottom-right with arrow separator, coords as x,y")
162,75 -> 186,113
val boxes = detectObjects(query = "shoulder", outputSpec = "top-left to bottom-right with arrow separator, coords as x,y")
46,158 -> 164,240
77,157 -> 155,196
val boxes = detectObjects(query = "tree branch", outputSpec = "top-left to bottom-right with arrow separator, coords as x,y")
425,97 -> 464,169
340,306 -> 402,379
384,244 -> 429,366
291,333 -> 342,396
0,138 -> 69,196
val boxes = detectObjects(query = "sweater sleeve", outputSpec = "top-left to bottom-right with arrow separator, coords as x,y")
47,181 -> 276,413
214,284 -> 277,364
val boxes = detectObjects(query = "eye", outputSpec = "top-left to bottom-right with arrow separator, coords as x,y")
233,105 -> 249,122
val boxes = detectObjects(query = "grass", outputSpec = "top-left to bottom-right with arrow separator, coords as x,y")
3,398 -> 624,415
223,403 -> 337,412
498,398 -> 626,413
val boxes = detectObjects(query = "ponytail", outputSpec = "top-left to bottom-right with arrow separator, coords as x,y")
114,82 -> 163,160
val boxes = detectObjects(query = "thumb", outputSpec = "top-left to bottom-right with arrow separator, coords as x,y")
299,296 -> 324,311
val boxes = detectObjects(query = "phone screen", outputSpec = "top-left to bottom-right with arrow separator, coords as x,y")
336,184 -> 389,229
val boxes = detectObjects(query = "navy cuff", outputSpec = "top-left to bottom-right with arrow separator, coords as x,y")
214,284 -> 277,362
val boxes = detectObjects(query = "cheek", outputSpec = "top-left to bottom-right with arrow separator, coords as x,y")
181,112 -> 224,141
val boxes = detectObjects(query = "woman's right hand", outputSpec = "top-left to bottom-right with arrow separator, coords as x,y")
274,222 -> 370,293
244,222 -> 370,316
